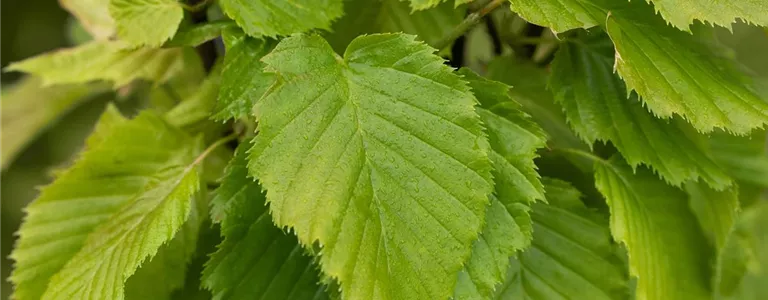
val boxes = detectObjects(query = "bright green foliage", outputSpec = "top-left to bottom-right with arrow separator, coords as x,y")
604,1 -> 768,134
60,0 -> 114,39
644,0 -> 768,31
6,41 -> 189,87
0,77 -> 104,169
10,107 -> 202,300
453,69 -> 546,299
109,0 -> 184,47
329,0 -> 463,50
594,158 -> 711,300
218,0 -> 343,37
494,178 -> 629,299
248,33 -> 493,300
550,31 -> 731,188
212,30 -> 276,121
203,143 -> 327,300
166,21 -> 238,48
686,182 -> 740,251
716,201 -> 768,299
505,0 -> 600,33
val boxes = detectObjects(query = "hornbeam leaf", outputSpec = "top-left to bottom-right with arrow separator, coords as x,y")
0,77 -> 105,170
604,0 -> 768,134
594,157 -> 712,300
453,69 -> 547,299
685,182 -> 739,251
327,0 -> 464,51
109,0 -> 184,47
61,0 -> 115,39
6,41 -> 189,88
494,178 -> 629,299
504,0 -> 602,33
549,31 -> 731,188
218,0 -> 343,37
203,142 -> 328,300
10,107 -> 201,300
249,33 -> 493,300
212,29 -> 277,121
40,112 -> 202,300
715,201 -> 768,299
644,0 -> 768,31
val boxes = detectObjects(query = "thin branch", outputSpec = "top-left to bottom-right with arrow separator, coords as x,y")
433,0 -> 506,51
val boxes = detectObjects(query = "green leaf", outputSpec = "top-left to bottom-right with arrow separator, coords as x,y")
40,114 -> 202,300
10,106 -> 201,300
327,0 -> 464,51
643,0 -> 768,31
715,201 -> 768,299
453,69 -> 547,299
594,157 -> 712,300
167,64 -> 223,129
710,130 -> 768,190
494,178 -> 629,299
504,0 -> 601,33
549,31 -> 731,188
486,56 -> 587,151
218,0 -> 343,37
604,0 -> 768,134
61,0 -> 115,39
0,77 -> 105,170
249,33 -> 493,300
685,182 -> 739,251
203,142 -> 328,300
212,29 -> 277,121
6,41 -> 189,88
165,21 -> 238,48
109,0 -> 184,47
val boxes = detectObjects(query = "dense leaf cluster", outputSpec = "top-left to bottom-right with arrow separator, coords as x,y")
4,0 -> 768,299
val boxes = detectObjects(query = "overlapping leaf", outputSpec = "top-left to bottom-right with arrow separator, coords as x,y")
494,178 -> 629,299
60,0 -> 115,39
203,142 -> 327,300
549,31 -> 731,188
504,0 -> 601,33
327,0 -> 463,51
644,0 -> 768,31
715,201 -> 768,299
453,69 -> 547,299
212,29 -> 276,121
0,77 -> 104,170
603,0 -> 768,134
218,0 -> 343,37
594,158 -> 712,300
6,41 -> 189,87
109,0 -> 184,47
10,107 -> 202,300
248,33 -> 493,300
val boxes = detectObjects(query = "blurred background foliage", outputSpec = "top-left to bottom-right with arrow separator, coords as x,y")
1,0 -> 768,299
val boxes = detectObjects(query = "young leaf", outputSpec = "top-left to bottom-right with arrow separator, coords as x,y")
10,107 -> 201,300
0,77 -> 104,170
594,157 -> 712,300
504,0 -> 601,33
203,142 -> 327,300
549,31 -> 731,188
218,0 -> 343,38
61,0 -> 115,39
40,113 -> 202,300
644,0 -> 768,31
453,69 -> 547,299
249,33 -> 493,300
715,201 -> 768,299
327,0 -> 463,51
109,0 -> 184,47
6,41 -> 189,88
604,0 -> 768,134
167,65 -> 223,129
212,29 -> 276,121
494,178 -> 629,299
685,182 -> 739,250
